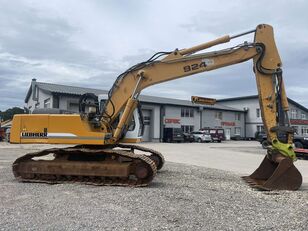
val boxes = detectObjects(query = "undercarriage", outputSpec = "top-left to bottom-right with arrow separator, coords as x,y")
13,144 -> 165,186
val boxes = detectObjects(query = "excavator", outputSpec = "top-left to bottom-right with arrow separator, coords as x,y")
10,24 -> 302,190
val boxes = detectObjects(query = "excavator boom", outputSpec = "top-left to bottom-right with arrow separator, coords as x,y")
10,24 -> 302,190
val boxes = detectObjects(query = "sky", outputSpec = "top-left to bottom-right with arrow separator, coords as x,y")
0,0 -> 308,110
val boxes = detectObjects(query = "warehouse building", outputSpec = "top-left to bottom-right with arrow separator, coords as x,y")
25,79 -> 308,141
218,96 -> 308,138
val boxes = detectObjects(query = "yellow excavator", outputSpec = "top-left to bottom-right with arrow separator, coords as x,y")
10,24 -> 302,190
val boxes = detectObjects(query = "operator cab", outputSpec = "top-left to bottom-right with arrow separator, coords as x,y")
98,94 -> 144,142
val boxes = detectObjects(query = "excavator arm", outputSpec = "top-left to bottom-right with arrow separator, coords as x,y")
99,24 -> 302,190
10,24 -> 302,190
103,24 -> 294,159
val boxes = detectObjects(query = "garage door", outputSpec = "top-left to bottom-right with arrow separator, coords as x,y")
142,110 -> 151,142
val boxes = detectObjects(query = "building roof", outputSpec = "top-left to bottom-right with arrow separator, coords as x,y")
217,95 -> 259,102
139,94 -> 243,111
217,95 -> 308,113
25,81 -> 108,103
0,119 -> 12,128
25,80 -> 244,112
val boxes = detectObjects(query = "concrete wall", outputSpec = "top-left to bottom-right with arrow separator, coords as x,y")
164,105 -> 201,131
220,98 -> 261,138
57,95 -> 79,111
28,88 -> 53,113
202,109 -> 245,138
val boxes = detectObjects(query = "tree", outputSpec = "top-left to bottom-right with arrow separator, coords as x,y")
0,107 -> 25,121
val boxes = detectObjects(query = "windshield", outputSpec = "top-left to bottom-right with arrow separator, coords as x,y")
174,128 -> 183,134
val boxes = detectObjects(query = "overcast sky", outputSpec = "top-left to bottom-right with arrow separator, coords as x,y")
1,0 -> 308,110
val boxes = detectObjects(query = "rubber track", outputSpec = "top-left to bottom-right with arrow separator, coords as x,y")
12,146 -> 157,187
113,144 -> 165,170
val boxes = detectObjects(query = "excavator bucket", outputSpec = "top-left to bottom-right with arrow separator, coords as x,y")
242,151 -> 302,191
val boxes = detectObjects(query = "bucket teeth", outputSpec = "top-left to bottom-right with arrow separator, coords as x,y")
242,178 -> 259,186
242,177 -> 268,190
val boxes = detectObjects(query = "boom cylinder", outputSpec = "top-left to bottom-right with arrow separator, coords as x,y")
180,28 -> 256,56
180,35 -> 230,55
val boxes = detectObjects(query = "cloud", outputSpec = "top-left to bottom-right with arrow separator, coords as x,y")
0,0 -> 307,111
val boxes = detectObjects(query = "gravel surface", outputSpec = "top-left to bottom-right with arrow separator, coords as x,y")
1,146 -> 308,230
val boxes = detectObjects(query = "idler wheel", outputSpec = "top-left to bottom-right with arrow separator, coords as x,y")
135,163 -> 149,179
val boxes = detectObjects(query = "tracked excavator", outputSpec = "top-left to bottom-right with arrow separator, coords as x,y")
10,24 -> 302,190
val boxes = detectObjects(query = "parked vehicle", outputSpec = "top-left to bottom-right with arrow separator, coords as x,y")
183,132 -> 194,142
231,135 -> 242,140
293,135 -> 308,149
190,131 -> 212,143
163,127 -> 184,143
257,132 -> 308,149
0,128 -> 5,141
201,128 -> 225,142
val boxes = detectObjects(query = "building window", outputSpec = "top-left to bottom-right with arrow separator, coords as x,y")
256,125 -> 264,132
34,86 -> 39,99
53,95 -> 59,108
292,126 -> 299,135
235,127 -> 241,135
301,127 -> 308,136
215,111 -> 223,120
291,109 -> 297,119
181,125 -> 194,133
143,116 -> 150,125
235,113 -> 241,121
185,109 -> 189,117
44,98 -> 51,108
190,109 -> 194,117
68,103 -> 79,112
181,108 -> 194,118
301,113 -> 306,120
256,108 -> 260,118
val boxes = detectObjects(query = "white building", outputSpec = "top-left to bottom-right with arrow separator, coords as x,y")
25,79 -> 308,141
218,96 -> 308,137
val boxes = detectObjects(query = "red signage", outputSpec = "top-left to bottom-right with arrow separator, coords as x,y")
290,119 -> 308,125
221,121 -> 235,126
165,118 -> 181,124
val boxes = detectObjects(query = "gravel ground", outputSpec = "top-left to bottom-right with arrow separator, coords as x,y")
0,146 -> 308,230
